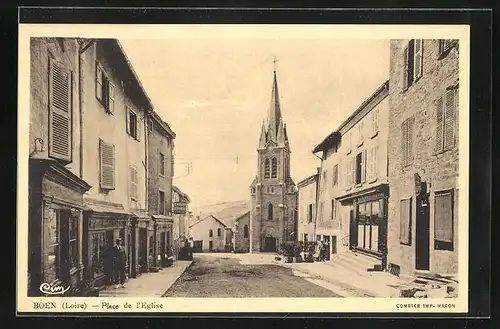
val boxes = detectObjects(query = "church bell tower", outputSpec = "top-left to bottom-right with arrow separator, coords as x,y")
249,61 -> 298,253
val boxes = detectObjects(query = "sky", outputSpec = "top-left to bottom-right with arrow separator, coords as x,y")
119,37 -> 390,212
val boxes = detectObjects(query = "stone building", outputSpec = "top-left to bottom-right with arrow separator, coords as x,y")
297,171 -> 319,244
28,38 -> 91,296
249,69 -> 298,253
147,110 -> 176,267
172,186 -> 191,257
387,39 -> 459,276
233,212 -> 251,253
313,80 -> 390,269
189,215 -> 228,252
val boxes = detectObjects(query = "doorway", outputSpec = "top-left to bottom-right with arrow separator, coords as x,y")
263,237 -> 277,252
415,196 -> 430,270
138,228 -> 147,273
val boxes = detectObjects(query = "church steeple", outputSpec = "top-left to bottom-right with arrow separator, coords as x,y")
267,70 -> 282,141
276,118 -> 285,147
258,121 -> 267,150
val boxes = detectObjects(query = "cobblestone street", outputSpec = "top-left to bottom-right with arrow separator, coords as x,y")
163,254 -> 341,297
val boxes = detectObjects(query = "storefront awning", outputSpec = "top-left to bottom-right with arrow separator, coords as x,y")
83,198 -> 132,217
152,214 -> 173,222
132,211 -> 151,220
337,183 -> 389,205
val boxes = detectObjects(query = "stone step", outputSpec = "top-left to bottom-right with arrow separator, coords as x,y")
335,251 -> 380,270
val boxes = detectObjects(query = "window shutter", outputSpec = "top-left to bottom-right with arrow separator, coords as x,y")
444,89 -> 456,150
373,108 -> 379,135
408,40 -> 415,86
401,47 -> 409,91
435,95 -> 444,153
108,82 -> 115,114
136,113 -> 141,142
126,108 -> 130,135
351,157 -> 356,186
95,62 -> 103,102
414,39 -> 423,79
434,191 -> 453,243
361,150 -> 366,183
359,121 -> 364,144
48,58 -> 72,161
100,140 -> 115,189
129,166 -> 138,200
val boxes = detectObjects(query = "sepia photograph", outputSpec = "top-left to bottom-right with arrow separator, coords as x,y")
17,23 -> 470,313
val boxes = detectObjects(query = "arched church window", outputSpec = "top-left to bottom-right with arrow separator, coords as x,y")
264,158 -> 270,179
271,157 -> 277,178
244,225 -> 249,238
268,203 -> 273,221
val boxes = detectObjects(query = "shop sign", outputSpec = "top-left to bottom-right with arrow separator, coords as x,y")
173,202 -> 186,214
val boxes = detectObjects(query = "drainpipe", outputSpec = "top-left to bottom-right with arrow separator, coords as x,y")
78,39 -> 95,179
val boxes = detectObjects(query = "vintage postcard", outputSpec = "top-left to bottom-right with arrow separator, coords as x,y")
17,23 -> 470,314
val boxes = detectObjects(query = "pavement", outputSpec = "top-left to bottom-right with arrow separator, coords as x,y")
98,260 -> 192,297
163,254 -> 340,297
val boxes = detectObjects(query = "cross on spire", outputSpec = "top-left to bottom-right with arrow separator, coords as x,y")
273,56 -> 279,72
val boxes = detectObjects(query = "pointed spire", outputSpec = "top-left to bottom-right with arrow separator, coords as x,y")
258,121 -> 267,149
267,70 -> 282,141
277,119 -> 285,147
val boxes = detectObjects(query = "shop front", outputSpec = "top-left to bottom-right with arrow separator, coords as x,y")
339,184 -> 389,270
132,213 -> 152,276
82,198 -> 133,289
28,156 -> 91,297
152,215 -> 173,267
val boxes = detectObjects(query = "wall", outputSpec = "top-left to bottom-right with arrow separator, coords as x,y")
147,120 -> 174,216
387,39 -> 459,275
189,216 -> 227,252
80,41 -> 147,211
234,213 -> 250,252
30,38 -> 81,177
297,179 -> 316,241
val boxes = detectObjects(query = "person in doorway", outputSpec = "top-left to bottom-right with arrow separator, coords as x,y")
113,238 -> 127,289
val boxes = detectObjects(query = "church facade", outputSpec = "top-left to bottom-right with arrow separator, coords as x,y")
249,70 -> 298,253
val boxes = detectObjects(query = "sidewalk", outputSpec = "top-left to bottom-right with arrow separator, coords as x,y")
99,260 -> 192,297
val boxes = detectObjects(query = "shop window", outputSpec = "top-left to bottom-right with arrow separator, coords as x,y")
357,201 -> 382,252
434,190 -> 454,251
95,61 -> 115,114
48,57 -> 72,162
399,198 -> 412,245
45,208 -> 60,284
91,232 -> 106,277
244,225 -> 249,238
69,214 -> 78,269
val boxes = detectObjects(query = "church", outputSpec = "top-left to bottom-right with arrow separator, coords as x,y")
249,67 -> 298,253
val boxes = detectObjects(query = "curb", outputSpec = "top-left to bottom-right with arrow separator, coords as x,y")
161,260 -> 194,297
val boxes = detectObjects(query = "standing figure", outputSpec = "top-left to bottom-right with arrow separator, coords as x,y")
113,238 -> 127,289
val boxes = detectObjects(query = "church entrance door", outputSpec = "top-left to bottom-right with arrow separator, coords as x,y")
263,237 -> 277,252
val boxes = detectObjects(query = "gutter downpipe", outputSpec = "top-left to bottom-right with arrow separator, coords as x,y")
312,152 -> 323,247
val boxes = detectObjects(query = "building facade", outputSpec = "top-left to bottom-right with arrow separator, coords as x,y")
233,212 -> 251,252
172,186 -> 191,257
147,110 -> 176,267
313,80 -> 390,269
387,39 -> 459,276
189,215 -> 227,252
28,38 -> 92,296
249,70 -> 298,253
297,172 -> 319,244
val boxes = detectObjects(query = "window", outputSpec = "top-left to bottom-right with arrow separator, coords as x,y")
401,117 -> 415,166
91,232 -> 105,277
268,204 -> 273,221
332,164 -> 338,187
402,39 -> 423,91
244,225 -> 249,238
435,87 -> 458,154
304,233 -> 308,242
399,198 -> 412,245
69,213 -> 78,269
434,190 -> 454,251
331,199 -> 336,221
45,208 -> 60,283
367,146 -> 379,181
129,165 -> 138,201
217,228 -> 222,237
264,158 -> 270,179
209,229 -> 213,238
344,132 -> 351,154
438,39 -> 458,58
209,241 -> 213,251
271,157 -> 278,178
251,187 -> 256,194
158,190 -> 165,215
48,57 -> 72,162
99,140 -> 115,190
126,108 -> 139,140
371,108 -> 379,137
95,61 -> 115,113
307,204 -> 313,223
159,152 -> 165,177
355,151 -> 366,185
357,122 -> 364,146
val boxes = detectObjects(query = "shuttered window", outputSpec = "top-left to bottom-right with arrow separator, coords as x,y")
434,190 -> 454,250
129,165 -> 138,200
439,39 -> 458,58
95,61 -> 114,114
436,88 -> 458,153
332,164 -> 338,187
414,39 -> 423,80
372,108 -> 379,136
399,198 -> 412,245
401,47 -> 409,91
159,152 -> 165,176
402,117 -> 414,166
48,58 -> 72,162
99,140 -> 115,189
402,40 -> 422,91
